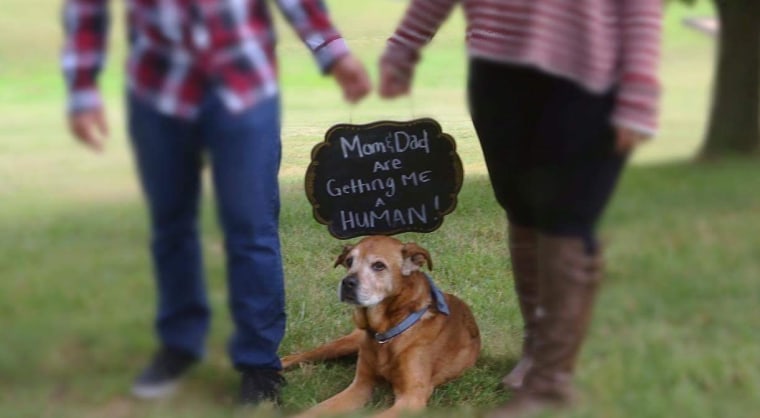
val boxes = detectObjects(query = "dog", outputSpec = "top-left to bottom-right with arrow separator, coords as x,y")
282,236 -> 481,418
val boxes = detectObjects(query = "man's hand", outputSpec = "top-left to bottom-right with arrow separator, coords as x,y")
615,126 -> 648,155
69,107 -> 109,153
331,54 -> 371,103
378,61 -> 411,99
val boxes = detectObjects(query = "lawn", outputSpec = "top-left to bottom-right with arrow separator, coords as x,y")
1,1 -> 759,418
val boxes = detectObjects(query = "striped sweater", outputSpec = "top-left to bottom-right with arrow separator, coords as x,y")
383,0 -> 662,136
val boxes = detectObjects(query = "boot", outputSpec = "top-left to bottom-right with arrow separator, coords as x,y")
487,235 -> 604,418
501,223 -> 539,390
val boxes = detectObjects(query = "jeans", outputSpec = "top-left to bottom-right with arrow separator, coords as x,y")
127,91 -> 284,370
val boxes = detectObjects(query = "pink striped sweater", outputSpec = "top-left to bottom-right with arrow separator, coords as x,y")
383,0 -> 662,136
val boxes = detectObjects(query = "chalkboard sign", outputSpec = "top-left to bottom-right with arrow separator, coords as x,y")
305,118 -> 463,239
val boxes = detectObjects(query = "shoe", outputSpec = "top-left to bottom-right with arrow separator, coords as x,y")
238,368 -> 286,406
131,347 -> 198,399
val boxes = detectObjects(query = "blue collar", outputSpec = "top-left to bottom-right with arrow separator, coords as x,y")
373,273 -> 450,344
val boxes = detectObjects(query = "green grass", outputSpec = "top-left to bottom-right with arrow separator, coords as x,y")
2,1 -> 760,417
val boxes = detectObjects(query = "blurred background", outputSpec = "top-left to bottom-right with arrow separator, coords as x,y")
1,1 -> 759,417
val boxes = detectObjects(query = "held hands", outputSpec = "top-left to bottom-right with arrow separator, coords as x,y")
332,53 -> 412,102
68,107 -> 109,153
66,58 -> 648,155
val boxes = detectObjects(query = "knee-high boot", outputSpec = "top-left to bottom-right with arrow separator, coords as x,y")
501,224 -> 540,390
488,235 -> 603,418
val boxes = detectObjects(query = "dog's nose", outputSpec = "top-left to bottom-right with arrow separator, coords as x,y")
340,275 -> 359,303
341,275 -> 358,291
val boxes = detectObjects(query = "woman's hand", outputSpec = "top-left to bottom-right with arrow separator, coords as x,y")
615,126 -> 648,155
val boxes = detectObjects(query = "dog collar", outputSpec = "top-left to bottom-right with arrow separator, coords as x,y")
374,273 -> 450,344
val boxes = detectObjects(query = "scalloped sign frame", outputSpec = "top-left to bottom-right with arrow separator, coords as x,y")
305,118 -> 463,239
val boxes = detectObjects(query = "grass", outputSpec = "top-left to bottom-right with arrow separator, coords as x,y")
2,1 -> 760,417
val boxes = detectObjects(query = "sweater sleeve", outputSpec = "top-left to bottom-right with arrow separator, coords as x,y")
611,0 -> 663,136
381,0 -> 460,80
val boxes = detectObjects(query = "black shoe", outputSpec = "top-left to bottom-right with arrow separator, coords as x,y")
131,347 -> 198,399
238,368 -> 286,406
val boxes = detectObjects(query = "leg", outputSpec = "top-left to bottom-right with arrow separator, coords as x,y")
201,94 -> 285,370
281,329 -> 364,369
487,72 -> 623,418
295,360 -> 376,418
378,355 -> 434,418
467,59 -> 544,226
376,388 -> 432,418
489,236 -> 604,418
531,75 -> 627,245
127,93 -> 209,358
468,59 -> 544,388
524,73 -> 623,395
502,223 -> 539,390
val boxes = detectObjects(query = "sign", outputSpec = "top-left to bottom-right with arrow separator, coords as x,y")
305,118 -> 463,239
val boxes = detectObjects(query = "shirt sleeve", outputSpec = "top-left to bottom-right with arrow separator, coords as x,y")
275,0 -> 350,73
61,0 -> 110,114
381,0 -> 460,80
611,0 -> 663,137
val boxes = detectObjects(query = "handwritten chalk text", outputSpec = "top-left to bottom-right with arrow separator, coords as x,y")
340,130 -> 431,159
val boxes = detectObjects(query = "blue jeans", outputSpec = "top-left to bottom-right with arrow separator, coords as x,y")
127,92 -> 284,370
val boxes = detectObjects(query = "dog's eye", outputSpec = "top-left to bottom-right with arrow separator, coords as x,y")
345,257 -> 353,268
371,262 -> 386,271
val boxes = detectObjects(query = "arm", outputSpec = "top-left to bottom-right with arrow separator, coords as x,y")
379,0 -> 460,98
62,0 -> 110,151
275,0 -> 348,72
275,0 -> 370,102
612,0 -> 663,152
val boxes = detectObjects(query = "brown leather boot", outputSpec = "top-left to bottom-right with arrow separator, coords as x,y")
487,235 -> 603,418
501,224 -> 539,390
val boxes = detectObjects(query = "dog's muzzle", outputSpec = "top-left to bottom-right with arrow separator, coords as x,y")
339,275 -> 359,303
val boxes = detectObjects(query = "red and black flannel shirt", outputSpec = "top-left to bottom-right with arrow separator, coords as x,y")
62,0 -> 349,118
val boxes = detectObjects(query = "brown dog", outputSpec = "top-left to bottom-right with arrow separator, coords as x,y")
282,236 -> 481,418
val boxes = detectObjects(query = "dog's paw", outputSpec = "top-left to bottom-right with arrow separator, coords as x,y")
280,354 -> 301,369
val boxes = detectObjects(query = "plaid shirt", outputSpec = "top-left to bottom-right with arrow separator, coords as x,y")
62,0 -> 349,118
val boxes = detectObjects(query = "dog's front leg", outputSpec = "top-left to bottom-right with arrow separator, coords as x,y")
374,357 -> 434,418
373,387 -> 432,418
294,361 -> 376,418
282,329 -> 364,369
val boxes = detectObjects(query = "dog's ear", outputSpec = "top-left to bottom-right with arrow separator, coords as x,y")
334,244 -> 354,268
401,242 -> 433,275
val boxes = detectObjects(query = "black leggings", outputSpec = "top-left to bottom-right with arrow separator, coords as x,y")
468,59 -> 627,247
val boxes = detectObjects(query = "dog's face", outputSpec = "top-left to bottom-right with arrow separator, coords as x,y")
333,236 -> 432,307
